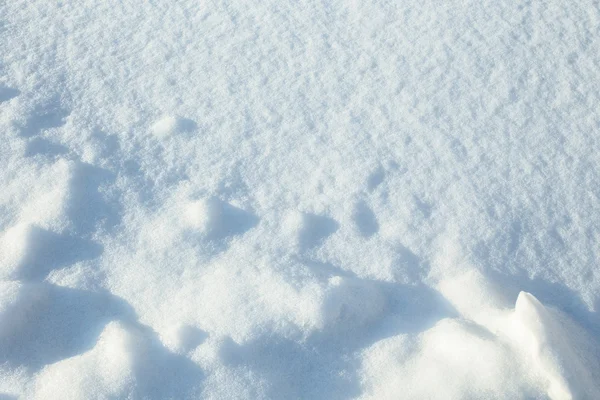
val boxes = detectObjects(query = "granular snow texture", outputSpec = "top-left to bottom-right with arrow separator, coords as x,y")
1,1 -> 600,399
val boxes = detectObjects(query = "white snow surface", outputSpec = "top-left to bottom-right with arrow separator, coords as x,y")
1,0 -> 600,399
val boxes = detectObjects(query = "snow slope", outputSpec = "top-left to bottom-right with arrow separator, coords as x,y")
2,0 -> 600,398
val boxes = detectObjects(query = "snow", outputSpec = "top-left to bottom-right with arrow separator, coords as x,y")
1,0 -> 600,398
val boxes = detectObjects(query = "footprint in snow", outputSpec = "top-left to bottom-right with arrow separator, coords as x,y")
19,102 -> 70,138
283,211 -> 339,251
0,86 -> 20,103
352,200 -> 379,238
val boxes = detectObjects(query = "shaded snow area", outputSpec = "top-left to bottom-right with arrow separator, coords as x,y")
2,1 -> 600,399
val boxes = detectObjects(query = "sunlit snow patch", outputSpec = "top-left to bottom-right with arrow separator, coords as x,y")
151,116 -> 197,138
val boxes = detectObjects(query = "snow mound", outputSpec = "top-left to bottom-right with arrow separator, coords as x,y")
30,322 -> 203,400
151,116 -> 197,138
512,292 -> 600,400
0,224 -> 102,281
30,322 -> 136,400
184,198 -> 258,240
359,286 -> 600,400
